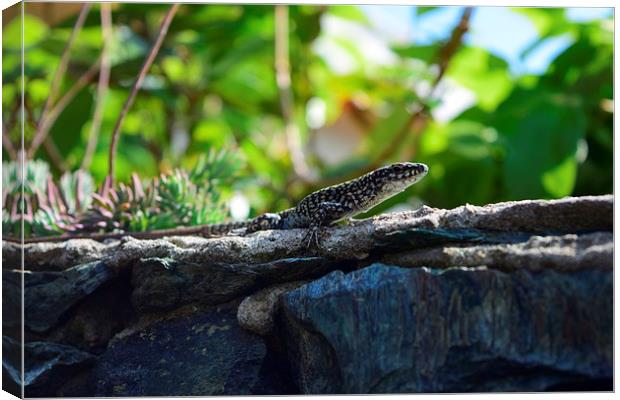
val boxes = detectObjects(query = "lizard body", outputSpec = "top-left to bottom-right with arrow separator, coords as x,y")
245,161 -> 428,232
9,162 -> 428,243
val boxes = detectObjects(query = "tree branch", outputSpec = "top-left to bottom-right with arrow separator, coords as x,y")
370,7 -> 473,168
2,123 -> 17,160
405,6 -> 474,159
5,100 -> 20,134
30,4 -> 90,151
107,3 -> 180,183
81,3 -> 112,171
309,7 -> 474,190
24,96 -> 68,172
43,137 -> 68,172
27,57 -> 102,158
432,7 -> 473,90
3,100 -> 21,160
274,5 -> 317,183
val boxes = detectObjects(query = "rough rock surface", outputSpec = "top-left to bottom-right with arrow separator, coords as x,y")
4,195 -> 612,270
280,264 -> 612,393
3,336 -> 96,397
2,195 -> 613,395
90,301 -> 291,396
3,239 -> 110,270
237,281 -> 308,335
47,274 -> 135,353
3,261 -> 116,333
381,232 -> 613,272
131,256 -> 349,313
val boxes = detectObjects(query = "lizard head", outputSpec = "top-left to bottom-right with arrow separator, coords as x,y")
371,162 -> 428,195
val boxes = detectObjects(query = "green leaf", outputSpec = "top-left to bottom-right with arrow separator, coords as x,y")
115,136 -> 158,183
447,46 -> 513,111
210,37 -> 272,79
27,79 -> 51,104
364,102 -> 412,160
192,119 -> 233,147
212,56 -> 276,110
241,139 -> 279,180
513,8 -> 569,36
327,5 -> 369,24
392,44 -> 439,64
495,89 -> 587,199
107,26 -> 149,66
162,56 -> 186,82
46,87 -> 94,169
445,120 -> 497,159
2,83 -> 17,107
542,155 -> 577,198
416,7 -> 438,16
293,11 -> 323,44
513,8 -> 573,58
417,120 -> 500,208
3,14 -> 49,51
418,121 -> 449,156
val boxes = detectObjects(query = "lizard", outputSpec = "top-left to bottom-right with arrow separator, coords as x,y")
8,162 -> 428,244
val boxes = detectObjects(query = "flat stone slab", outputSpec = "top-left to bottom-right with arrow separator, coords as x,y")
3,336 -> 96,397
280,263 -> 612,393
381,232 -> 612,272
130,256 -> 348,313
91,302 -> 290,396
3,261 -> 116,333
4,195 -> 612,271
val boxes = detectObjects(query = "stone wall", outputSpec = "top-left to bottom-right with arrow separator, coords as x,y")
2,195 -> 613,396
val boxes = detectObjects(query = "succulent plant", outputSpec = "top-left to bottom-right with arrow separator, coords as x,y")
2,160 -> 97,237
3,149 -> 243,239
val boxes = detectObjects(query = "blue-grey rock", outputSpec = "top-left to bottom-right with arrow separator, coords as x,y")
3,336 -> 96,397
131,256 -> 347,313
3,261 -> 115,333
280,263 -> 612,393
91,301 -> 294,396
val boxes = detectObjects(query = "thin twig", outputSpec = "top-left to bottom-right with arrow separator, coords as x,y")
24,97 -> 68,171
43,137 -> 68,172
27,57 -> 102,158
369,7 -> 473,169
308,7 -> 474,190
432,7 -> 473,90
3,98 -> 22,160
406,6 -> 474,158
274,5 -> 317,183
5,100 -> 20,134
82,3 -> 112,170
108,3 -> 180,183
2,123 -> 17,160
30,3 -> 91,154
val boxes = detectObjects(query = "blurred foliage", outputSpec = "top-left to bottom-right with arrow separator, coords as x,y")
2,4 -> 613,227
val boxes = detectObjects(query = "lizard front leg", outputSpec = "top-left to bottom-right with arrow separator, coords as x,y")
303,201 -> 352,247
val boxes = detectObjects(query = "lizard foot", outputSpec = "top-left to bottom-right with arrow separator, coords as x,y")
302,226 -> 326,249
302,226 -> 325,248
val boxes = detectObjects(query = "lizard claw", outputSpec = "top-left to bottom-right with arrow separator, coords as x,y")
302,226 -> 323,248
